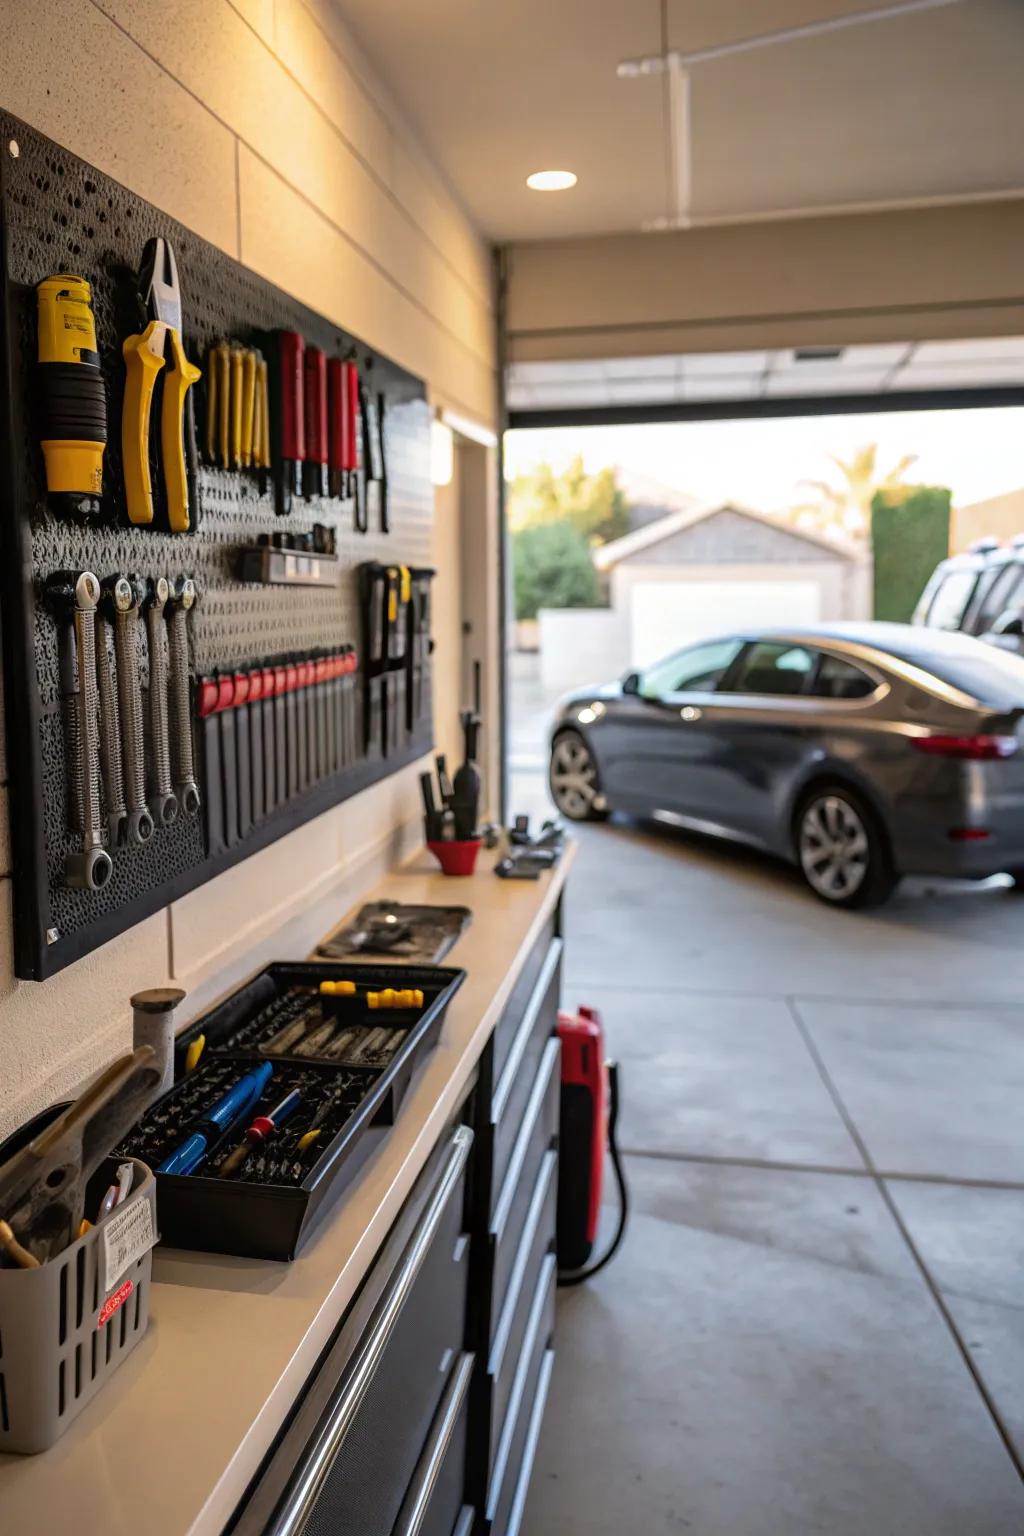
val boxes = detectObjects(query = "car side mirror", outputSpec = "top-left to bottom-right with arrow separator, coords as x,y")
621,671 -> 641,696
992,609 -> 1024,638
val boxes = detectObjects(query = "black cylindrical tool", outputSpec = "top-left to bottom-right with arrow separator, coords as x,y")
452,712 -> 481,840
36,275 -> 107,519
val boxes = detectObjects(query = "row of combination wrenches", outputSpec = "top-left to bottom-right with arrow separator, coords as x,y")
47,568 -> 201,890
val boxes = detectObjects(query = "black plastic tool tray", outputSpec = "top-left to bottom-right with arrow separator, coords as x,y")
121,962 -> 464,1261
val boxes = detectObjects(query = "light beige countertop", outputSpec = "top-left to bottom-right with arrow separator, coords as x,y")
0,843 -> 574,1536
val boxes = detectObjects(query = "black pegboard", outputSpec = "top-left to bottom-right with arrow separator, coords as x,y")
0,114 -> 434,981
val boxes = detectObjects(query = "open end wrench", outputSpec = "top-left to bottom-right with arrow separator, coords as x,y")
145,576 -> 178,828
48,571 -> 115,891
167,576 -> 201,818
102,574 -> 155,847
95,614 -> 127,846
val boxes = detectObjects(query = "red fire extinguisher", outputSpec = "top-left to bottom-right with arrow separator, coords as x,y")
555,1005 -> 628,1285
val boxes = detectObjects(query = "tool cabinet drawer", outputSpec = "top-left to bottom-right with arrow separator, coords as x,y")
489,1041 -> 560,1333
231,1128 -> 472,1536
487,1151 -> 557,1479
393,1352 -> 474,1536
486,1256 -> 556,1536
489,943 -> 561,1209
491,922 -> 559,1087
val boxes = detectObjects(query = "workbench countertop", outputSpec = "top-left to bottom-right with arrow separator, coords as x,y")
0,842 -> 574,1536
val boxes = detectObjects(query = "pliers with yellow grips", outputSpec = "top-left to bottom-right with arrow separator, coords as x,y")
122,237 -> 201,532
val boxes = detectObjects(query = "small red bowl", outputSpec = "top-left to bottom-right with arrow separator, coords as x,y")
428,838 -> 482,876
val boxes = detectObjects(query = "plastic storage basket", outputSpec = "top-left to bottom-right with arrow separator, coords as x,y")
0,1155 -> 157,1453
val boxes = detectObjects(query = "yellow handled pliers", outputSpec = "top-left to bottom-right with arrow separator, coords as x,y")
122,237 -> 201,531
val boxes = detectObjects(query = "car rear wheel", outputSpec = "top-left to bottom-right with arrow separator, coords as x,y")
796,785 -> 896,909
549,731 -> 608,822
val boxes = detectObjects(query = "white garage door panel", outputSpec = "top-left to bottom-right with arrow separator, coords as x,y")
630,579 -> 821,667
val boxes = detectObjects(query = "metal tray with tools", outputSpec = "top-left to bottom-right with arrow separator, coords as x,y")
117,962 -> 464,1260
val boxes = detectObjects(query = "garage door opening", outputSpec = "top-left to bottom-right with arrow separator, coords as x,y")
503,386 -> 1024,822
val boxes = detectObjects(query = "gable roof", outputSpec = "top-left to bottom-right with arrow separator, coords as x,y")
593,499 -> 858,571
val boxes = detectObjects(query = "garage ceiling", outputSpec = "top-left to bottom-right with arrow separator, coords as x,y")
334,0 -> 1024,241
506,336 -> 1024,411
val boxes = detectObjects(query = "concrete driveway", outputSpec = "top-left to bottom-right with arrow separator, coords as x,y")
517,793 -> 1024,1534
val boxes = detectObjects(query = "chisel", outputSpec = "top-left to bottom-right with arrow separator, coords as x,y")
275,330 -> 305,515
303,345 -> 329,499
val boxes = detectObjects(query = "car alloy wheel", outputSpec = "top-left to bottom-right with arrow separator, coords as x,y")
549,731 -> 606,821
798,793 -> 870,902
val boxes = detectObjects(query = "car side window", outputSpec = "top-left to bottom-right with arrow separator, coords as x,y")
976,564 -> 1024,630
809,653 -> 877,700
722,642 -> 815,696
925,569 -> 978,630
639,638 -> 743,698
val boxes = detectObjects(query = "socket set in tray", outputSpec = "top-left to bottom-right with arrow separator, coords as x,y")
118,961 -> 465,1260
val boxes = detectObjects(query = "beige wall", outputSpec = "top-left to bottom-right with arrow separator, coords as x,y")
0,0 -> 496,1140
505,200 -> 1024,362
952,489 -> 1024,553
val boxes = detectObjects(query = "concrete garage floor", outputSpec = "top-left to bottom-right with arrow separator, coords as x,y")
518,807 -> 1024,1535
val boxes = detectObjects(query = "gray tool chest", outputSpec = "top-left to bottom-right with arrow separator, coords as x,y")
225,903 -> 563,1536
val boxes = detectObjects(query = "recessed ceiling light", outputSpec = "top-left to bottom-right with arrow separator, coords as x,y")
526,170 -> 577,192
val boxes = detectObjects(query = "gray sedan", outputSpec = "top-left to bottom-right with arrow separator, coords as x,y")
548,624 -> 1024,908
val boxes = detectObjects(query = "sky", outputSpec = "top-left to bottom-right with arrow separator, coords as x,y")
504,406 -> 1024,513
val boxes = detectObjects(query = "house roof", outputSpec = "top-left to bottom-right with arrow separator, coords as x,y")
592,499 -> 858,571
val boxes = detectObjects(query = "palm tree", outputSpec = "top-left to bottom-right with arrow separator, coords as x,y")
790,445 -> 917,539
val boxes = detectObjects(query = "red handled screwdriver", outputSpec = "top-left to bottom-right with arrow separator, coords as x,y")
218,1088 -> 303,1178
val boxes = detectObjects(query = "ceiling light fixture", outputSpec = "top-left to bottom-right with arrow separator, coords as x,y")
526,170 -> 577,192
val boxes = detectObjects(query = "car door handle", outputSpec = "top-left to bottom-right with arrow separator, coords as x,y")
679,705 -> 702,722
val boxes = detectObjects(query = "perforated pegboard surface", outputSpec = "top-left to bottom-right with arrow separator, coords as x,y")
0,114 -> 434,980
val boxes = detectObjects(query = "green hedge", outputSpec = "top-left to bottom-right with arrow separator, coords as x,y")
511,521 -> 600,621
871,486 -> 951,621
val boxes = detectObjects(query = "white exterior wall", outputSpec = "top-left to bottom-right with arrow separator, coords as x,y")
535,554 -> 874,696
538,608 -> 629,692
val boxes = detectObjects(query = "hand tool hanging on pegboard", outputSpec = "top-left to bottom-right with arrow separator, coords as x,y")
143,577 -> 178,829
166,577 -> 201,819
101,574 -> 155,848
303,345 -> 329,499
121,238 -> 202,532
35,275 -> 107,520
46,571 -> 115,891
361,371 -> 388,533
273,329 -> 305,515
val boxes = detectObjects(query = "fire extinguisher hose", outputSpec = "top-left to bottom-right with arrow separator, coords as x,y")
557,1060 -> 629,1287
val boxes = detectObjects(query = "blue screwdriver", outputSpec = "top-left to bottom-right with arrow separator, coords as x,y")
158,1061 -> 274,1176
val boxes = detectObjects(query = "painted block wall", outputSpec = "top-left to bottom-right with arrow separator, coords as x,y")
0,0 -> 496,1140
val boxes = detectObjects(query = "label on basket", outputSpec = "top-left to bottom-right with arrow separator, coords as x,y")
102,1197 -> 156,1291
98,1279 -> 134,1327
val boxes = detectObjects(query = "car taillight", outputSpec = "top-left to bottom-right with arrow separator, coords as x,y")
911,734 -> 1019,760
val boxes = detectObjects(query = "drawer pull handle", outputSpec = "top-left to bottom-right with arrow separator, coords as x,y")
393,1352 -> 475,1536
272,1127 -> 473,1536
493,1038 -> 561,1240
493,939 -> 562,1121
